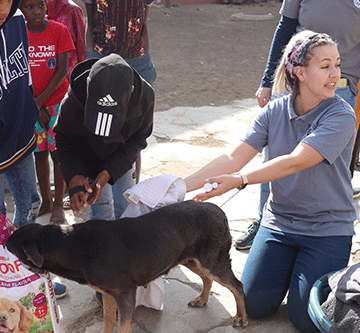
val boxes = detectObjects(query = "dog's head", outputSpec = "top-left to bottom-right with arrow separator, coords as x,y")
0,298 -> 34,333
6,223 -> 64,269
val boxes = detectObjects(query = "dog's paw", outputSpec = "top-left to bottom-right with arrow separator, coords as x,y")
187,296 -> 208,308
232,315 -> 249,328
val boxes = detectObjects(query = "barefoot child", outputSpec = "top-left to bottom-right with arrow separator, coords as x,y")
20,0 -> 75,224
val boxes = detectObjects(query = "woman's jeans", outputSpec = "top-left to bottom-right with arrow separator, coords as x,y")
0,154 -> 40,228
257,85 -> 357,221
336,85 -> 357,110
241,226 -> 352,333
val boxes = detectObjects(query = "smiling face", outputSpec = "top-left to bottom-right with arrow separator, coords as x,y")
20,0 -> 47,31
295,44 -> 341,107
0,0 -> 12,27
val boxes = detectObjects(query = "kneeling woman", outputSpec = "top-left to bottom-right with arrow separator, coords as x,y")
185,30 -> 356,333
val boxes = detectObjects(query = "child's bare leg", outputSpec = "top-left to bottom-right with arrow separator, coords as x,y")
50,150 -> 66,225
35,150 -> 53,216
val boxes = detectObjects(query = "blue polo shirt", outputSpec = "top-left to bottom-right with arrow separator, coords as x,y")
241,94 -> 356,236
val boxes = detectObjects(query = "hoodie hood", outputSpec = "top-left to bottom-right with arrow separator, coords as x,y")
0,0 -> 21,30
68,55 -> 137,157
0,1 -> 22,93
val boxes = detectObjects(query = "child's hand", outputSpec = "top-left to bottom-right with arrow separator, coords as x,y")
38,106 -> 51,124
87,170 -> 111,205
192,175 -> 239,202
68,175 -> 93,215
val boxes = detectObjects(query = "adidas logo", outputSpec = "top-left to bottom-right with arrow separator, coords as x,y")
97,94 -> 118,107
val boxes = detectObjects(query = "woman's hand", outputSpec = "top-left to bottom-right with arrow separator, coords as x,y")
255,86 -> 272,108
192,174 -> 241,202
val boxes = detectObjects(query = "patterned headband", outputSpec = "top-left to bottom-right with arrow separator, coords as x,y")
285,33 -> 333,78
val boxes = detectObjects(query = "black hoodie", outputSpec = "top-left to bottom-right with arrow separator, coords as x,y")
53,57 -> 154,186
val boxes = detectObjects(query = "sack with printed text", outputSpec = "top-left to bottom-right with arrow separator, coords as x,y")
0,213 -> 61,333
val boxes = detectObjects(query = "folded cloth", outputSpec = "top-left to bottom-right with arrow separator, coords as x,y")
123,174 -> 186,210
329,263 -> 360,305
320,264 -> 360,332
121,174 -> 186,310
322,293 -> 360,333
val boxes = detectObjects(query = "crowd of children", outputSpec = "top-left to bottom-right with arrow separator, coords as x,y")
1,0 -> 159,228
18,0 -> 84,225
0,0 -> 157,298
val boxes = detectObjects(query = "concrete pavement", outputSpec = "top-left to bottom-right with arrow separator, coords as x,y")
8,98 -> 360,332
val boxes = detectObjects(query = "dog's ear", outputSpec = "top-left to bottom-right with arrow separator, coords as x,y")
16,301 -> 34,330
22,243 -> 44,268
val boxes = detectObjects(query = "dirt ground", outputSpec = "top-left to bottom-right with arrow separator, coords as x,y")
149,1 -> 282,112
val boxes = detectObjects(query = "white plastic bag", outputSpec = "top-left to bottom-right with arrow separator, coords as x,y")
0,213 -> 61,333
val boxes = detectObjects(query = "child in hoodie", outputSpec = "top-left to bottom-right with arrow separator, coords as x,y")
83,0 -> 160,217
54,54 -> 154,219
0,0 -> 41,228
20,0 -> 75,224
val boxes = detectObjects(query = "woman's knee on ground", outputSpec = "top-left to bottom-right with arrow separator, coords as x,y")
287,301 -> 319,333
244,292 -> 281,319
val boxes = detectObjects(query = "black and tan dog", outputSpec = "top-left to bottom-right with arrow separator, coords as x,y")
6,200 -> 248,333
